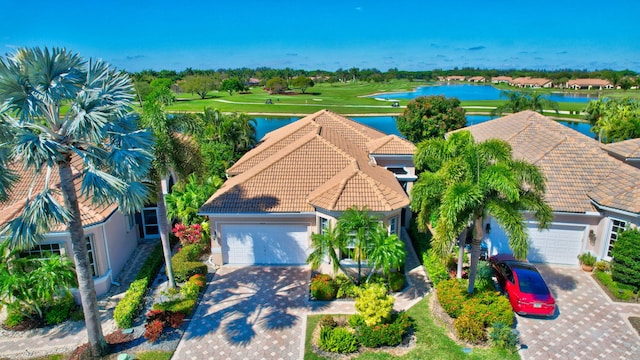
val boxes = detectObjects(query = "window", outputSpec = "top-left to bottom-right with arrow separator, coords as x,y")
21,243 -> 63,258
389,217 -> 398,235
319,217 -> 329,235
606,219 -> 628,258
85,235 -> 98,277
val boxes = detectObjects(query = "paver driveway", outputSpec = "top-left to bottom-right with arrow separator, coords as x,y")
517,266 -> 640,360
173,266 -> 311,360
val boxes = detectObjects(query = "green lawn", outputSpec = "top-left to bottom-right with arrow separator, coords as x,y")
304,296 -> 520,360
162,79 -> 628,118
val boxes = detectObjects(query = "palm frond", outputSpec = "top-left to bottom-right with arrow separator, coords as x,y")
12,131 -> 65,170
81,166 -> 126,206
486,199 -> 528,259
117,181 -> 152,214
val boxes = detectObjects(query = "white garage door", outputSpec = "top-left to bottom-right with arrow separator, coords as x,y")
488,219 -> 585,265
221,224 -> 309,265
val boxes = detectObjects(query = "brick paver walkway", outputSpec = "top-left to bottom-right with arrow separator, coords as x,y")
517,265 -> 640,360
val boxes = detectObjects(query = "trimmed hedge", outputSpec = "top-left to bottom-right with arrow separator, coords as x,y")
114,243 -> 165,328
172,244 -> 207,283
594,270 -> 637,301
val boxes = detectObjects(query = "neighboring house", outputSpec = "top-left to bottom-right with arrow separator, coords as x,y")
510,77 -> 553,88
200,110 -> 416,266
459,111 -> 640,265
0,156 -> 165,297
467,76 -> 486,83
246,77 -> 261,86
566,79 -> 613,90
491,76 -> 512,84
602,138 -> 640,169
446,76 -> 466,82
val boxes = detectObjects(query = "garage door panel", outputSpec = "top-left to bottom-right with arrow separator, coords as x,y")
488,219 -> 584,265
221,224 -> 308,265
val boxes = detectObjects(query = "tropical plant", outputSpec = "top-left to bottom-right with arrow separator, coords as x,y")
611,228 -> 640,290
395,95 -> 466,143
584,98 -> 640,143
364,224 -> 406,282
166,174 -> 223,224
411,130 -> 552,293
0,241 -> 77,320
0,47 -> 154,356
337,207 -> 381,284
140,93 -> 202,289
354,283 -> 394,326
307,225 -> 353,284
492,91 -> 559,115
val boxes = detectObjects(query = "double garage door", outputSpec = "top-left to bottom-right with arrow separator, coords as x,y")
221,223 -> 309,265
489,219 -> 585,265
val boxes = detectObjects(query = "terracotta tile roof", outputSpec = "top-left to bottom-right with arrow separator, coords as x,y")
603,138 -> 640,160
567,79 -> 612,87
457,111 -> 640,214
201,110 -> 412,214
492,76 -> 512,82
1,156 -> 118,232
366,135 -> 416,155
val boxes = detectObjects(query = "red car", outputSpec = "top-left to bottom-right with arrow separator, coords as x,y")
489,254 -> 556,317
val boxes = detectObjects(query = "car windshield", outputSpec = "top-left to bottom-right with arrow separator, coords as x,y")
514,268 -> 549,295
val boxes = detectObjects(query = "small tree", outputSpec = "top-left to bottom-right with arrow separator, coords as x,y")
182,75 -> 218,99
291,76 -> 314,94
265,77 -> 288,94
611,228 -> 640,290
220,78 -> 246,96
395,95 -> 466,143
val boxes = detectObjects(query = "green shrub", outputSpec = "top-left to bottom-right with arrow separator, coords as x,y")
611,229 -> 640,291
474,261 -> 494,292
461,291 -> 514,327
335,275 -> 357,299
153,298 -> 196,314
454,314 -> 486,343
319,315 -> 337,328
423,249 -> 449,286
44,291 -> 75,325
4,305 -> 24,329
594,270 -> 637,301
388,272 -> 406,292
356,312 -> 413,348
355,284 -> 394,326
489,322 -> 518,353
172,244 -> 207,283
408,217 -> 431,261
180,280 -> 201,300
114,243 -> 165,328
347,314 -> 365,328
310,274 -> 337,300
436,278 -> 468,318
595,261 -> 610,272
318,326 -> 358,354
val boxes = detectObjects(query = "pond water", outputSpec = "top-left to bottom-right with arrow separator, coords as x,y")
371,84 -> 597,103
253,115 -> 594,141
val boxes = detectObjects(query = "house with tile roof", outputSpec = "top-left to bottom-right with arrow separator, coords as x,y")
510,77 -> 553,88
566,79 -> 613,90
602,138 -> 640,169
0,155 -> 171,297
491,76 -> 513,84
200,110 -> 416,266
458,111 -> 640,265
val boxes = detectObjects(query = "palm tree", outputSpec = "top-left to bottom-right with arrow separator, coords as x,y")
140,98 -> 202,289
411,130 -> 552,294
492,91 -> 530,115
306,225 -> 354,284
0,47 -> 154,356
364,224 -> 406,283
527,92 -> 559,114
337,207 -> 380,285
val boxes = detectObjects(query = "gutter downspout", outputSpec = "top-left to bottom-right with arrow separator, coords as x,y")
102,224 -> 120,286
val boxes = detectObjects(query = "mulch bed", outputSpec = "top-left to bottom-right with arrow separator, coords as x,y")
69,329 -> 136,360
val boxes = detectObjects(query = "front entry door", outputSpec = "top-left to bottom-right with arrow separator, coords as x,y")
142,207 -> 160,239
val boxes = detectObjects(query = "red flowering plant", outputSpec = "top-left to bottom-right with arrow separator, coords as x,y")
172,223 -> 203,246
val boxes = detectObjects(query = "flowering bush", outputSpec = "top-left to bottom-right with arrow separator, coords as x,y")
310,274 -> 337,300
436,278 -> 468,318
172,223 -> 203,246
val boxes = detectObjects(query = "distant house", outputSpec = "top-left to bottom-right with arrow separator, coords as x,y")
456,111 -> 640,265
509,77 -> 552,88
566,79 -> 613,90
491,76 -> 512,84
446,75 -> 466,82
200,110 -> 416,266
467,76 -> 486,83
246,77 -> 261,86
0,157 -> 169,297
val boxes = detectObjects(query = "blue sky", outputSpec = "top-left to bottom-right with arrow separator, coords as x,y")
2,0 -> 639,72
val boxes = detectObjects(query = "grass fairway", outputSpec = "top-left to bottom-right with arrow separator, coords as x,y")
304,296 -> 520,360
164,79 -> 617,119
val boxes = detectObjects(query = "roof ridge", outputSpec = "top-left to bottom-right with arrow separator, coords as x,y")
361,171 -> 393,210
325,110 -> 376,142
329,167 -> 359,209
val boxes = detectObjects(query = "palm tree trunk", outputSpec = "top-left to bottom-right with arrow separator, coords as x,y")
467,217 -> 485,294
157,183 -> 176,289
58,160 -> 107,356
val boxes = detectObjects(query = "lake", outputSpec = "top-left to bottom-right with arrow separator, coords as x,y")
371,84 -> 597,103
254,115 -> 594,140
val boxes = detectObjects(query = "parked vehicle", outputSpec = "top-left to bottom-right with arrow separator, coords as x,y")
489,254 -> 556,317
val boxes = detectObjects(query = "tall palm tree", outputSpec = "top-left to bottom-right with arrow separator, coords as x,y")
337,207 -> 380,285
364,224 -> 406,283
411,130 -> 552,294
306,225 -> 354,284
140,97 -> 201,289
0,47 -> 154,356
492,91 -> 530,115
527,92 -> 559,114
